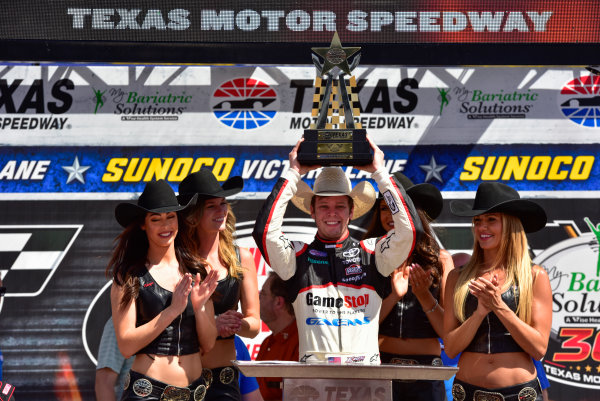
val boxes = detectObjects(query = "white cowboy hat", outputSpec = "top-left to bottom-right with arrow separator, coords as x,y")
291,167 -> 376,219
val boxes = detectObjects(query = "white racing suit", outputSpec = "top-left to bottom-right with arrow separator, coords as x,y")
252,168 -> 422,364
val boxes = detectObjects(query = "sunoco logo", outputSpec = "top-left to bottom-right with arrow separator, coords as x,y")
559,75 -> 600,128
534,221 -> 600,390
211,78 -> 278,129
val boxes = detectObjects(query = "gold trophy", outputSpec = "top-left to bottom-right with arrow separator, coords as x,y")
297,32 -> 373,166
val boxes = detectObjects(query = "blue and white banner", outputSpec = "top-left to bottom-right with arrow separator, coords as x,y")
0,145 -> 596,196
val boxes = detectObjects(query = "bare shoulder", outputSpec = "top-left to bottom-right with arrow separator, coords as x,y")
238,246 -> 258,276
238,246 -> 253,260
532,264 -> 550,285
446,267 -> 461,285
439,249 -> 454,266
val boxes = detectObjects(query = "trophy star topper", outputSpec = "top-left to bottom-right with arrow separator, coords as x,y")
312,32 -> 360,77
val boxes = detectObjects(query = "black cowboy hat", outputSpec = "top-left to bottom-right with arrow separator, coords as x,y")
385,172 -> 443,220
115,180 -> 197,228
449,182 -> 546,233
177,169 -> 243,204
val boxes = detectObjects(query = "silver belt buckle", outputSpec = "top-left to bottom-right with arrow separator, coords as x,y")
518,386 -> 537,401
193,384 -> 207,401
160,385 -> 190,401
451,383 -> 466,401
474,389 -> 505,401
132,378 -> 153,397
219,366 -> 235,384
201,368 -> 213,388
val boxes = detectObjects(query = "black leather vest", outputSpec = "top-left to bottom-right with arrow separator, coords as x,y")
212,247 -> 242,340
464,285 -> 525,353
379,284 -> 439,339
135,269 -> 200,355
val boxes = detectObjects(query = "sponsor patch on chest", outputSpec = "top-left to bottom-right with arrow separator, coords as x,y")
342,247 -> 360,258
345,264 -> 363,275
309,249 -> 328,257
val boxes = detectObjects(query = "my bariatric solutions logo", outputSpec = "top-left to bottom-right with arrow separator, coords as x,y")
559,75 -> 600,128
534,218 -> 600,389
91,87 -> 191,121
211,78 -> 278,129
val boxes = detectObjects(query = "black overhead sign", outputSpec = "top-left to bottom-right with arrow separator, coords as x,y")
0,0 -> 599,64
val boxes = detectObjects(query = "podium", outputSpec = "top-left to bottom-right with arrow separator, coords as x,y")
234,361 -> 458,401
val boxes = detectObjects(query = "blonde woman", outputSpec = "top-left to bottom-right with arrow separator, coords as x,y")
444,182 -> 552,401
178,170 -> 260,401
108,180 -> 218,401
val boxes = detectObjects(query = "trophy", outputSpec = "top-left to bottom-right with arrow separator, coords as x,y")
297,32 -> 373,166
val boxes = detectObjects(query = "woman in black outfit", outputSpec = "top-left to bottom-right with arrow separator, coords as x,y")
178,170 -> 260,401
108,179 -> 218,401
444,182 -> 552,401
363,172 -> 453,401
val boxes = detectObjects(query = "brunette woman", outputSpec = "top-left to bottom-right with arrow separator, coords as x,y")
108,179 -> 218,401
445,182 -> 552,401
178,170 -> 260,401
363,172 -> 453,401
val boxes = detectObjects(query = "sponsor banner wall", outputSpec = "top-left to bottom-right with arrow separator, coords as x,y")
1,62 -> 600,400
1,65 -> 600,146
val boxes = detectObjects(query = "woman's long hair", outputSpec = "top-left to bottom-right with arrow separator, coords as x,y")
363,200 -> 442,288
182,198 -> 244,280
453,213 -> 533,324
106,213 -> 209,311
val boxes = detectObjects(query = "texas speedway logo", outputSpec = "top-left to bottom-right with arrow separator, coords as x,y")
0,78 -> 73,130
0,225 -> 82,298
211,78 -> 278,129
559,75 -> 600,128
534,218 -> 600,390
286,379 -> 389,401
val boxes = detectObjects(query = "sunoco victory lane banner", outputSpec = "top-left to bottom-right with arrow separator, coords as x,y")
0,63 -> 599,400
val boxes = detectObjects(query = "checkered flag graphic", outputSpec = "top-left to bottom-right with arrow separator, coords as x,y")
310,76 -> 362,129
0,225 -> 82,296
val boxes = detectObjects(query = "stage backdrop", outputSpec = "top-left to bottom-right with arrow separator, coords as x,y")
0,64 -> 598,401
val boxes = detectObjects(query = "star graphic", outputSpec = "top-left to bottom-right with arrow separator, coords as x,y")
312,32 -> 360,76
62,156 -> 90,184
585,365 -> 592,372
596,365 -> 600,373
419,156 -> 446,183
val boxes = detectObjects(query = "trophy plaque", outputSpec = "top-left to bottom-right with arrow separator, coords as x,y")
297,32 -> 373,166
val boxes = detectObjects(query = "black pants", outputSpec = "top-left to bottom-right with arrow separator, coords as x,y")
452,377 -> 542,401
121,370 -> 207,401
203,366 -> 241,401
380,352 -> 447,401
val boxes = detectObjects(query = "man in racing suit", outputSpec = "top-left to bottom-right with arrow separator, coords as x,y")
252,137 -> 422,364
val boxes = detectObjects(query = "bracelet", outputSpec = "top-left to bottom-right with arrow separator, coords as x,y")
425,299 -> 438,314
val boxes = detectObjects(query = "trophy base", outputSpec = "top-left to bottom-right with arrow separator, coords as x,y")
298,129 -> 373,166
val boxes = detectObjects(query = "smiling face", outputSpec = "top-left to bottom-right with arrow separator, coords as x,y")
142,211 -> 178,249
198,197 -> 229,233
473,212 -> 503,252
310,195 -> 353,241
